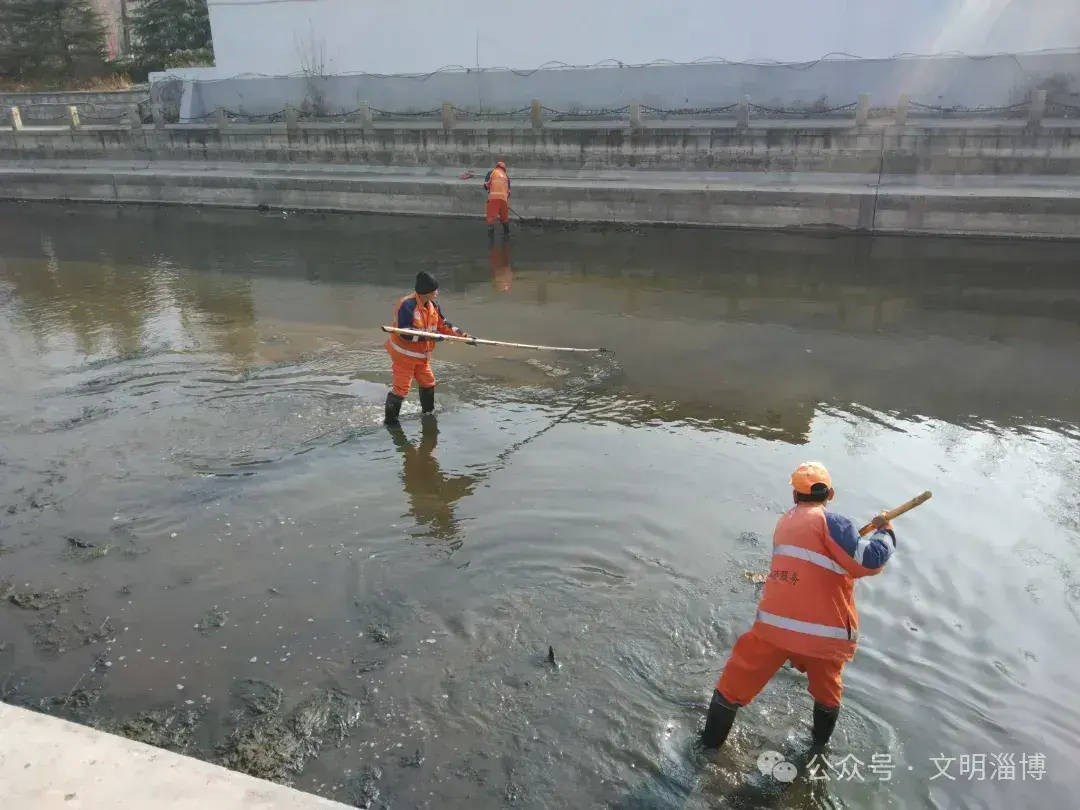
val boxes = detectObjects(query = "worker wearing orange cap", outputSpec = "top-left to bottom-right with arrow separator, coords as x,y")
483,161 -> 511,242
701,462 -> 897,749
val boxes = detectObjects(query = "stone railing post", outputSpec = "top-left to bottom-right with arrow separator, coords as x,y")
856,93 -> 871,127
629,101 -> 641,129
736,95 -> 750,129
10,106 -> 23,131
68,105 -> 81,130
285,106 -> 299,137
442,102 -> 454,131
215,106 -> 228,134
895,93 -> 909,126
128,108 -> 142,131
531,99 -> 543,130
1028,88 -> 1047,129
152,103 -> 165,130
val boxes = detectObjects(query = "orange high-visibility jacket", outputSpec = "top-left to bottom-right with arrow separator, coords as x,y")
485,166 -> 510,200
386,293 -> 461,360
751,503 -> 896,661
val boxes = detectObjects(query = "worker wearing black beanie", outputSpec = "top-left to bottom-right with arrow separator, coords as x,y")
384,271 -> 470,424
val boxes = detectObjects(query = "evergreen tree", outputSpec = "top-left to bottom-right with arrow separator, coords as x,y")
130,0 -> 212,66
0,0 -> 105,79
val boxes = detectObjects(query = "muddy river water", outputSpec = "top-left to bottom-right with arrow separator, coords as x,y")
1,202 -> 1078,809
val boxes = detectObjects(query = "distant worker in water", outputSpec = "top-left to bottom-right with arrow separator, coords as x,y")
702,462 -> 897,749
484,160 -> 511,242
385,271 -> 469,425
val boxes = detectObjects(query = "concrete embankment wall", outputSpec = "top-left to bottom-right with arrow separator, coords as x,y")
5,162 -> 1080,240
3,121 -> 1080,239
0,89 -> 149,127
4,122 -> 1080,175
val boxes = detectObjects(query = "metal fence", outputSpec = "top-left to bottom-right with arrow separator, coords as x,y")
5,92 -> 1079,129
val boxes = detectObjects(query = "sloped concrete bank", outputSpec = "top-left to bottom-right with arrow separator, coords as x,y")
3,160 -> 1080,239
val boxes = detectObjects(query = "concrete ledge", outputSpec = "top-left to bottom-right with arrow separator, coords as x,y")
0,702 -> 349,809
3,122 -> 1080,174
2,162 -> 1079,239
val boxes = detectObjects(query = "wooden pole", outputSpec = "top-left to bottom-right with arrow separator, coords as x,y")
382,326 -> 607,353
858,490 -> 932,535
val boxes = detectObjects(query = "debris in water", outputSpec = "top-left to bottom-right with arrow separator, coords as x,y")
352,658 -> 384,674
233,678 -> 284,717
398,748 -> 425,768
346,765 -> 384,809
195,607 -> 229,635
66,536 -> 95,549
743,570 -> 768,584
546,645 -> 558,669
218,682 -> 363,783
367,624 -> 392,645
105,706 -> 204,753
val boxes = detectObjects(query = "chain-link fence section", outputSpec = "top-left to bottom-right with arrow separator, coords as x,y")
6,94 -> 1075,128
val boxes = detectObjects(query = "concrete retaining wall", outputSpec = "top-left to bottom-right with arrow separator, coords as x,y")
4,122 -> 1080,175
0,89 -> 149,126
4,163 -> 1079,239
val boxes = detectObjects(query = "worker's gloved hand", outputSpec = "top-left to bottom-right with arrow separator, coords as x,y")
870,512 -> 894,532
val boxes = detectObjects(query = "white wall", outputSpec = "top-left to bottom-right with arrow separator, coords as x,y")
206,0 -> 1080,77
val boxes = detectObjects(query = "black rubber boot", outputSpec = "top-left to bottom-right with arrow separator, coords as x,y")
701,690 -> 738,749
812,702 -> 840,746
419,386 -> 435,414
502,222 -> 511,240
384,392 -> 404,425
487,225 -> 495,244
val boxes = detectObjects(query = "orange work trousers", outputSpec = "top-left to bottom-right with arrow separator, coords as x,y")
486,198 -> 509,225
716,628 -> 845,708
389,353 -> 435,398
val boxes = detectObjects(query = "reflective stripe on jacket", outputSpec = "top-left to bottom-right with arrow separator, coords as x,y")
752,503 -> 896,661
387,293 -> 459,358
485,167 -> 510,200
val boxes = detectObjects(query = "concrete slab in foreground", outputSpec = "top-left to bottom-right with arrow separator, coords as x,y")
0,702 -> 350,810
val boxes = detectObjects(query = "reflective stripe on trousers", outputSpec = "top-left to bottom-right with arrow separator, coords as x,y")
388,340 -> 430,360
756,609 -> 857,641
772,543 -> 848,575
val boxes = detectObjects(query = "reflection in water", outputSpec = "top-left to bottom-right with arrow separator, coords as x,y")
489,243 -> 513,293
387,417 -> 476,546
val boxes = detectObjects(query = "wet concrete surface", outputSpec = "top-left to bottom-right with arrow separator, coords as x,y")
1,201 -> 1078,808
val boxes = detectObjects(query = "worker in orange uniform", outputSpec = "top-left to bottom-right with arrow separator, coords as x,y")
484,160 -> 511,242
701,462 -> 897,749
385,271 -> 469,425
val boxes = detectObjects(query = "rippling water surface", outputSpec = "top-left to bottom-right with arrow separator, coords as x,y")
1,202 -> 1078,808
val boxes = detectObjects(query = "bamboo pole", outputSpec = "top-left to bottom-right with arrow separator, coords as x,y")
382,326 -> 607,353
858,490 -> 932,535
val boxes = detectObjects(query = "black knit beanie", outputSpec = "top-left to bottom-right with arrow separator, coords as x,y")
415,271 -> 438,294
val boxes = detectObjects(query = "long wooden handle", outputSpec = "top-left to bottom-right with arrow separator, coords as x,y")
382,326 -> 606,353
859,490 -> 932,535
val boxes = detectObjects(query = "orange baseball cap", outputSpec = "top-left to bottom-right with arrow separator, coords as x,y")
791,461 -> 832,495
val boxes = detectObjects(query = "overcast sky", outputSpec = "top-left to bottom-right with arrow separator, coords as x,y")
209,0 -> 1080,75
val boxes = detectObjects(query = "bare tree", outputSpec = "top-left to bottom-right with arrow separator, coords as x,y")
294,21 -> 327,117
